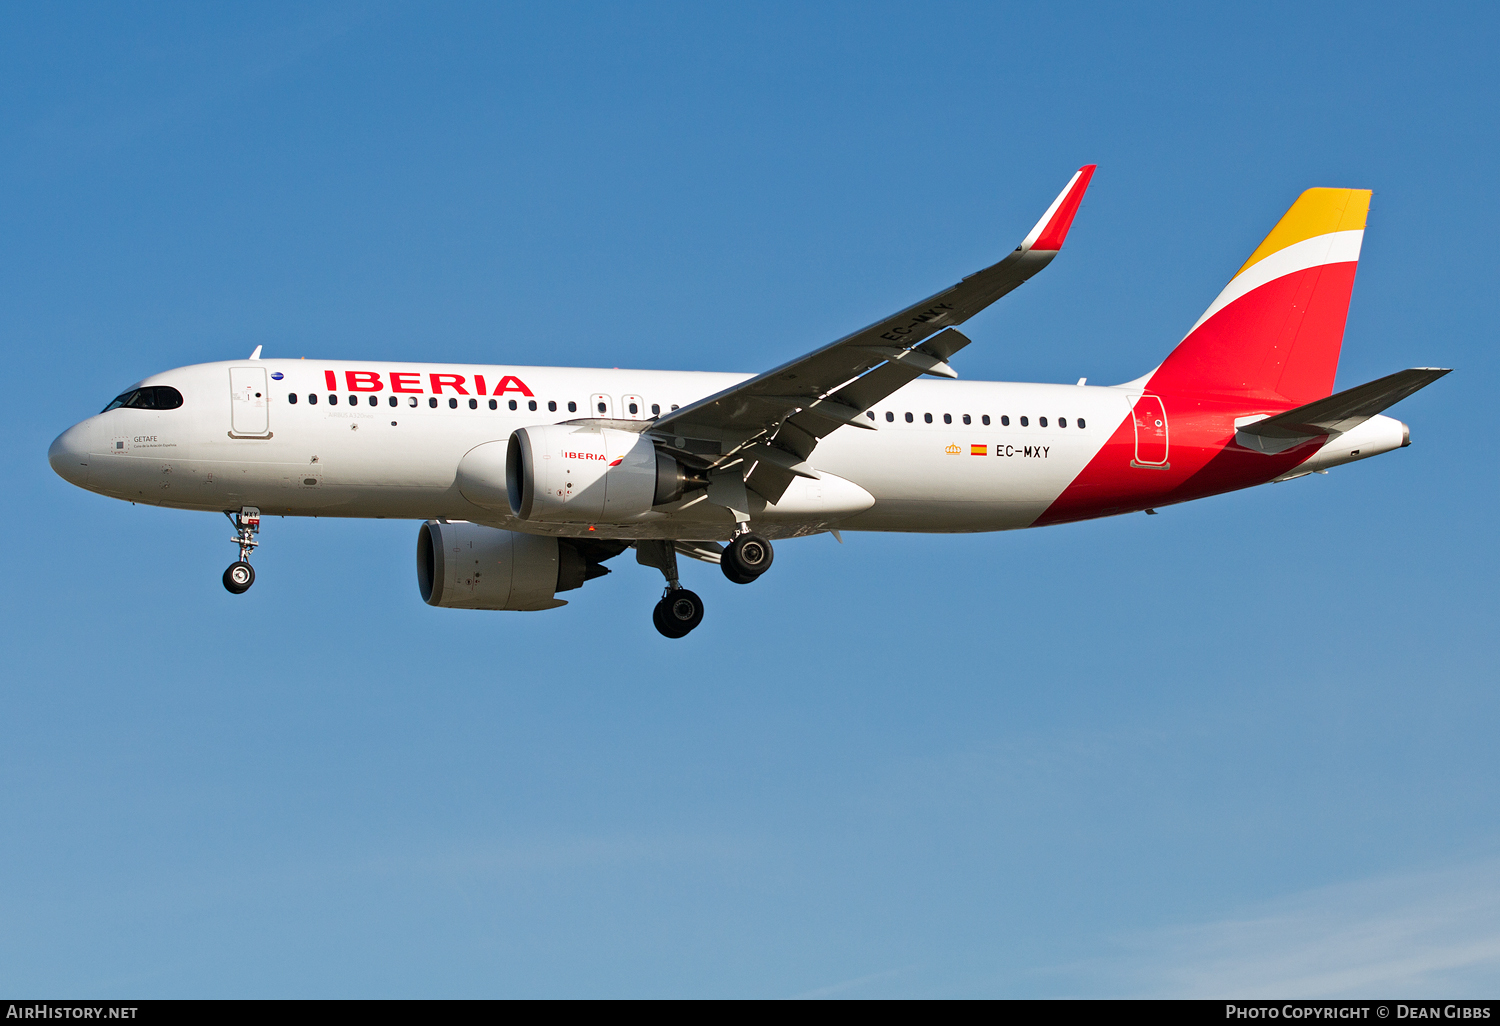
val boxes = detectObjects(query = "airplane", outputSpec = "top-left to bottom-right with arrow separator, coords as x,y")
48,167 -> 1448,638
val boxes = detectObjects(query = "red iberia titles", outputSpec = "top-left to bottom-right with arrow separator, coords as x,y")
320,371 -> 534,396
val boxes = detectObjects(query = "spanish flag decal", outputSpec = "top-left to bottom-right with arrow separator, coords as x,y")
971,444 -> 988,456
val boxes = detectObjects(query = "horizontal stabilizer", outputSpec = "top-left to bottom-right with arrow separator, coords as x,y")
1238,367 -> 1451,441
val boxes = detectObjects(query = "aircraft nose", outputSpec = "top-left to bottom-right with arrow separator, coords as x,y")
48,423 -> 93,487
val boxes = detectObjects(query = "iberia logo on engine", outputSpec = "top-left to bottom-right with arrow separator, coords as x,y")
563,451 -> 606,461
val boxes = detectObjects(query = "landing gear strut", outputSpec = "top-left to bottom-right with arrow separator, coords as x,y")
223,506 -> 260,595
637,540 -> 704,638
721,528 -> 773,584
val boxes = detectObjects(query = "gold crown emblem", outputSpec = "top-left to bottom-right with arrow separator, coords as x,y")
945,443 -> 961,455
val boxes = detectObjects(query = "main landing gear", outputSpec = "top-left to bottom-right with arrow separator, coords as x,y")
721,529 -> 773,584
223,506 -> 260,594
635,529 -> 777,637
636,540 -> 704,639
653,588 -> 705,639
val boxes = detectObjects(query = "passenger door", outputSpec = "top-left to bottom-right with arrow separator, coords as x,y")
230,367 -> 270,436
1131,395 -> 1168,466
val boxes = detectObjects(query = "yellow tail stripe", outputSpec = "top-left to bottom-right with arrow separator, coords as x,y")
1235,188 -> 1372,277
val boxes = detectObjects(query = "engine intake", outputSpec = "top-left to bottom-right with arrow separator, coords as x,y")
417,521 -> 622,610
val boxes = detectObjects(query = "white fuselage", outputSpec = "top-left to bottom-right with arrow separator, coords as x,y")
51,359 -> 1147,540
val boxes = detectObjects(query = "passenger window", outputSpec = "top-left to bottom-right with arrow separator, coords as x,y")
671,404 -> 679,411
449,398 -> 458,409
651,403 -> 660,415
628,402 -> 638,414
329,394 -> 338,405
1000,415 -> 1009,426
923,413 -> 933,423
369,396 -> 378,407
510,400 -> 519,411
550,401 -> 559,412
597,401 -> 606,414
529,400 -> 538,411
568,401 -> 577,413
904,412 -> 913,423
982,415 -> 990,426
1059,417 -> 1067,428
886,411 -> 894,422
1039,416 -> 1048,427
943,413 -> 951,424
1077,417 -> 1086,429
288,393 -> 298,404
866,411 -> 875,420
1020,416 -> 1029,426
309,394 -> 318,405
388,396 -> 397,407
962,414 -> 971,425
469,398 -> 478,409
489,399 -> 497,410
409,396 -> 418,407
349,396 -> 357,405
428,397 -> 438,408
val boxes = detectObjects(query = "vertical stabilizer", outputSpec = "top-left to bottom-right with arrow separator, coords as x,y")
1147,188 -> 1372,404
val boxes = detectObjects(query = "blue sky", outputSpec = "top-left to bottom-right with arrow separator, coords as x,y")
2,1 -> 1497,997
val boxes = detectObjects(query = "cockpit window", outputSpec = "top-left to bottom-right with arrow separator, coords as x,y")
102,386 -> 185,413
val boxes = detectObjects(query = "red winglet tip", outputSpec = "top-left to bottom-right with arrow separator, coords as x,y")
1031,164 -> 1096,251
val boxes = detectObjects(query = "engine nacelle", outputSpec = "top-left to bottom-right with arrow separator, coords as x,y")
417,521 -> 615,611
506,424 -> 691,523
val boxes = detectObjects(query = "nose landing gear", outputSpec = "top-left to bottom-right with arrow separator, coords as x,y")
223,506 -> 260,594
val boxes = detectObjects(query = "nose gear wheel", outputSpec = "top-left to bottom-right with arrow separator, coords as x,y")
223,561 -> 255,594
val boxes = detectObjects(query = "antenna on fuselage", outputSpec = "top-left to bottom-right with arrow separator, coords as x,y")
248,345 -> 263,360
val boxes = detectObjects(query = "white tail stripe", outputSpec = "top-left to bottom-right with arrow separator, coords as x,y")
1181,229 -> 1364,339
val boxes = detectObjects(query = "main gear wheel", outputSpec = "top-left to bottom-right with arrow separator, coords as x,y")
653,588 -> 704,638
721,532 -> 773,584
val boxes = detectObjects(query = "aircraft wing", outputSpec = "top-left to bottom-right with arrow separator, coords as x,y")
649,165 -> 1097,502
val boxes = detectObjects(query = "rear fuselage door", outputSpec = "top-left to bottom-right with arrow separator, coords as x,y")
1131,394 -> 1168,466
230,366 -> 270,436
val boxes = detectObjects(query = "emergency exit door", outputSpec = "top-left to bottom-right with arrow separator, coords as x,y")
230,366 -> 270,436
589,393 -> 612,418
1131,395 -> 1168,466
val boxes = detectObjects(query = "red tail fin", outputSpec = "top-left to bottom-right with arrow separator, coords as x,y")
1147,188 -> 1372,405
